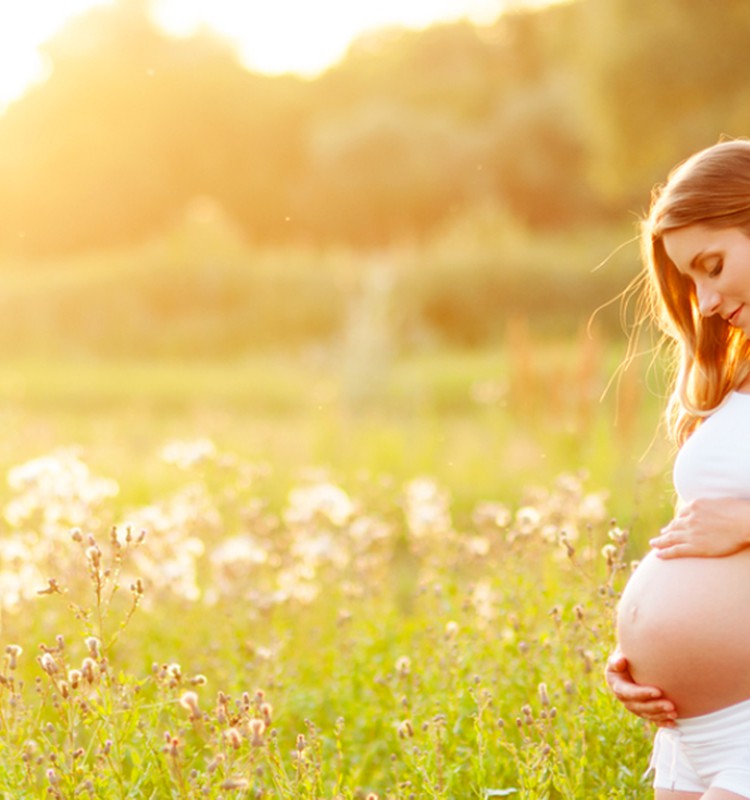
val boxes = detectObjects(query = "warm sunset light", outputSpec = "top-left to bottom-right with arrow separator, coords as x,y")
0,0 -> 114,107
0,0 -> 564,108
151,0 -> 505,77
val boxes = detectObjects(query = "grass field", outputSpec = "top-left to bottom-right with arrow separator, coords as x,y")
0,342 -> 672,798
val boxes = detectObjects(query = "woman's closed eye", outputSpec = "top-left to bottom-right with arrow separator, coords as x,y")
708,259 -> 724,278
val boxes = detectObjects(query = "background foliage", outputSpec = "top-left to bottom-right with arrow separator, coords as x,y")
0,0 -> 747,357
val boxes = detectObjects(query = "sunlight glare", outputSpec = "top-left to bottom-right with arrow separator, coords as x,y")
0,0 -> 564,108
151,0 -> 506,76
0,0 -> 113,108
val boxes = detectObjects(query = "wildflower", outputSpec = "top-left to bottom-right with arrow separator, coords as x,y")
39,653 -> 58,676
224,727 -> 242,749
161,438 -> 218,469
85,637 -> 101,659
515,506 -> 541,535
395,656 -> 411,678
189,674 -> 207,687
166,663 -> 182,687
221,778 -> 249,791
285,482 -> 354,527
445,621 -> 459,639
538,683 -> 550,707
206,753 -> 225,773
248,718 -> 265,747
579,649 -> 595,673
608,526 -> 628,545
163,735 -> 180,758
179,691 -> 200,720
85,546 -> 101,569
398,720 -> 414,739
404,478 -> 452,538
5,644 -> 22,670
81,658 -> 97,684
260,702 -> 273,726
559,531 -> 576,558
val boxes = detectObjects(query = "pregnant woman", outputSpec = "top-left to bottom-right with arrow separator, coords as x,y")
606,139 -> 750,799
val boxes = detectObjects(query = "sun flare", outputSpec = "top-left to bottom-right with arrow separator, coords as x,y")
0,0 -> 528,108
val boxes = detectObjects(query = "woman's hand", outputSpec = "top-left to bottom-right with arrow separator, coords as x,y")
605,649 -> 676,726
649,498 -> 750,558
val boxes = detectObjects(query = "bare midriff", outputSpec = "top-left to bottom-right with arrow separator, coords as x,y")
617,548 -> 750,718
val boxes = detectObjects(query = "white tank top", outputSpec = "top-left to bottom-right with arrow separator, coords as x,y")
673,392 -> 750,502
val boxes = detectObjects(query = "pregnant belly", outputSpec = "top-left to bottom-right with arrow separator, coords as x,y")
617,548 -> 750,717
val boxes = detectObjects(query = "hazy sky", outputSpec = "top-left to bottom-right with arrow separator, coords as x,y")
0,0 -> 556,108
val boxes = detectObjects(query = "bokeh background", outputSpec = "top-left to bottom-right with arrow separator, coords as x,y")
0,0 -> 747,531
0,4 -> 745,795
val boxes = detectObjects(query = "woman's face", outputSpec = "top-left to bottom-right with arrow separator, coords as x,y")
662,224 -> 750,336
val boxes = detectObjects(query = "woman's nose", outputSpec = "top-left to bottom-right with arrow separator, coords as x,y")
696,283 -> 721,317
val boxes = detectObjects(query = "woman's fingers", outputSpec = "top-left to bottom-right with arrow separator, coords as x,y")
652,543 -> 694,559
605,650 -> 676,724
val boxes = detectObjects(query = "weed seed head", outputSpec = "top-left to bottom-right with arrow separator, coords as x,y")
85,545 -> 101,569
221,778 -> 249,790
179,691 -> 200,719
81,658 -> 97,684
248,718 -> 266,746
5,644 -> 22,670
224,727 -> 242,749
538,683 -> 550,707
206,753 -> 225,773
395,656 -> 411,678
39,653 -> 57,675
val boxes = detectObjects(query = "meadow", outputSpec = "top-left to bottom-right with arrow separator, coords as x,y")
0,339 -> 674,798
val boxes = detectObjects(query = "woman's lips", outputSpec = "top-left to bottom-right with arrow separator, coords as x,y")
728,305 -> 744,325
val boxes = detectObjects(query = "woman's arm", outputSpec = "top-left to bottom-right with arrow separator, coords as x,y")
649,498 -> 750,558
605,649 -> 677,725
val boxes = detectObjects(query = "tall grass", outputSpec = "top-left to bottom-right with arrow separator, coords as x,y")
0,442 -> 654,798
0,304 -> 672,796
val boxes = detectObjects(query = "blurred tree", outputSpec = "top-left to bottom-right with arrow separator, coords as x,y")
0,0 -> 309,254
0,0 -> 685,254
582,0 -> 750,208
293,101 -> 478,245
476,6 -> 597,227
481,77 -> 595,227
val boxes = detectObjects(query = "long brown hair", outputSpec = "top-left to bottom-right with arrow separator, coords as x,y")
639,139 -> 750,444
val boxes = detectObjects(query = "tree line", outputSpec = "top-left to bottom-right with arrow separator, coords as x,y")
0,0 -> 748,256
